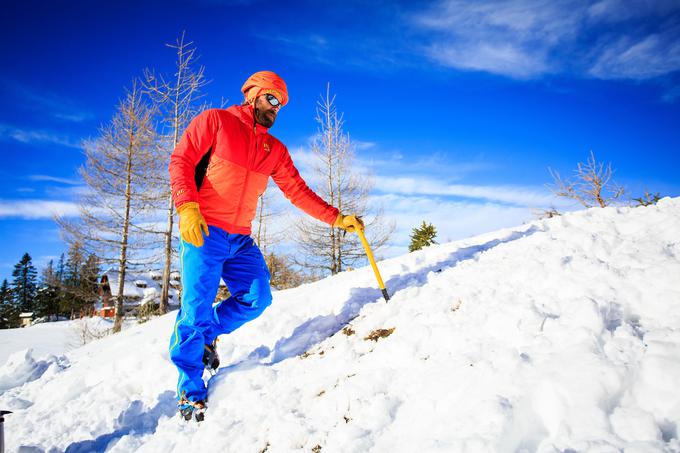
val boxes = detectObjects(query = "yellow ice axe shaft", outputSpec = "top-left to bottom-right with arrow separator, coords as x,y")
356,228 -> 390,301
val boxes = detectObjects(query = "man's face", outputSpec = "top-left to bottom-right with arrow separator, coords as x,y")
253,94 -> 281,128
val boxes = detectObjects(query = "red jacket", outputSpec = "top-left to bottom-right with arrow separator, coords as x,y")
169,105 -> 338,235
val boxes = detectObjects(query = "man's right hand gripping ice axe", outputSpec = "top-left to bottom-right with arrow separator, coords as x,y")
334,213 -> 364,233
178,202 -> 210,247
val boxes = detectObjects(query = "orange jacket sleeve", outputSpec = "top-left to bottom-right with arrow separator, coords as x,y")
169,109 -> 218,209
272,147 -> 339,225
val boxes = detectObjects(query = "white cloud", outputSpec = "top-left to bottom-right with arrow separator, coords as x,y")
0,124 -> 81,149
354,140 -> 377,151
0,200 -> 80,219
49,185 -> 91,199
587,0 -> 680,23
374,175 -> 557,207
294,139 -> 495,184
427,42 -> 549,79
412,0 -> 583,79
589,29 -> 680,80
411,0 -> 680,81
28,175 -> 82,185
52,112 -> 92,123
288,146 -> 317,174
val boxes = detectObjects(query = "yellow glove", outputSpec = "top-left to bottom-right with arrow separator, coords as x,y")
333,213 -> 364,233
177,202 -> 209,247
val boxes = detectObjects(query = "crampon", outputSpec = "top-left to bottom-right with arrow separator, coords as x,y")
178,397 -> 207,422
202,339 -> 220,374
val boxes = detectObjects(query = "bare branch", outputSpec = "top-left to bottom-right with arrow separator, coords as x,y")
548,151 -> 626,208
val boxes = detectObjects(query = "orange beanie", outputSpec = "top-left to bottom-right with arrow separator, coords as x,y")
241,71 -> 289,106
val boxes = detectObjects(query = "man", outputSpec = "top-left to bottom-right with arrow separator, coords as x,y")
168,70 -> 363,421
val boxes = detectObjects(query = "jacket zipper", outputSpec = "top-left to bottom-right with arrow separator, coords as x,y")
234,123 -> 259,226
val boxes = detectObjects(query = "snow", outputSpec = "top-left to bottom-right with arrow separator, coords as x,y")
1,198 -> 680,452
0,318 -> 114,366
0,350 -> 69,395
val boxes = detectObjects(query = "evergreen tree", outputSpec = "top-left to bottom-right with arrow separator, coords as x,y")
11,253 -> 38,312
409,221 -> 438,252
56,253 -> 65,283
59,243 -> 100,318
54,253 -> 67,316
64,242 -> 84,289
34,285 -> 61,320
61,243 -> 84,317
0,279 -> 19,329
81,253 -> 101,315
34,260 -> 63,320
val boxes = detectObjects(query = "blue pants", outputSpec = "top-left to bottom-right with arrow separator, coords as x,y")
169,226 -> 272,402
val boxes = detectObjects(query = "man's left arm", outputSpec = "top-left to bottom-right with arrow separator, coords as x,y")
271,147 -> 339,225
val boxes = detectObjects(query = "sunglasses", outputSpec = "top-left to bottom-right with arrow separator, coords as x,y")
265,93 -> 282,108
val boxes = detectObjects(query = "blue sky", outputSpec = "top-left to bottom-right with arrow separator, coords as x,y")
1,0 -> 679,281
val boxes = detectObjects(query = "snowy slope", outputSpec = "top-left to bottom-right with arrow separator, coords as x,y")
1,198 -> 679,453
0,318 -> 114,366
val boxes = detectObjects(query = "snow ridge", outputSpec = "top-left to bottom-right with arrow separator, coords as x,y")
1,198 -> 679,452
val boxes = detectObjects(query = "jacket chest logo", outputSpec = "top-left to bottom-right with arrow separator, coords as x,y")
263,142 -> 270,153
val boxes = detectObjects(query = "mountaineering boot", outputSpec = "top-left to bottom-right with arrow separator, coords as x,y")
202,340 -> 220,372
178,397 -> 207,422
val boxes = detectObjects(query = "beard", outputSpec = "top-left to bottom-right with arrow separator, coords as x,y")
254,107 -> 276,128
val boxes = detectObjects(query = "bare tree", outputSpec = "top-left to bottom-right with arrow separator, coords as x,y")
143,32 -> 208,313
57,81 -> 158,332
294,85 -> 393,276
253,183 -> 285,254
548,151 -> 625,208
71,318 -> 110,347
532,206 -> 561,220
265,253 -> 306,290
253,186 -> 307,289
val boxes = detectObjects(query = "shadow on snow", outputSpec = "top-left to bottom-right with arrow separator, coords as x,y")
58,391 -> 176,453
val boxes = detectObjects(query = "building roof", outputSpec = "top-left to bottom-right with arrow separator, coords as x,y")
100,269 -> 181,307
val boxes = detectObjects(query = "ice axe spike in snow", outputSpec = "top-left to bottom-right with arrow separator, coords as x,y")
356,227 -> 390,302
1,410 -> 11,453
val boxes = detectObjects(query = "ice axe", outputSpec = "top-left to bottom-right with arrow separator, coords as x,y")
1,410 -> 11,453
356,227 -> 390,302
